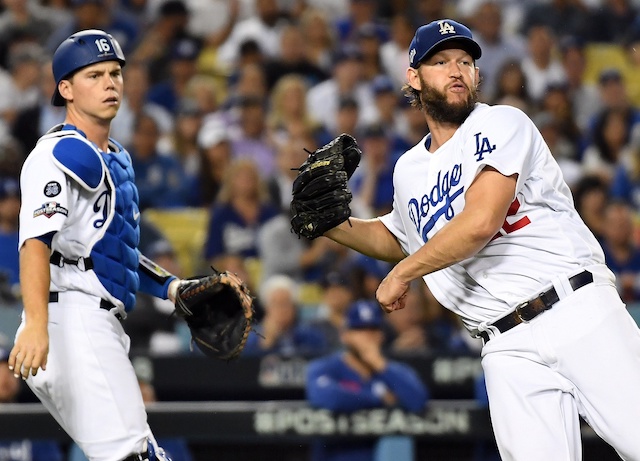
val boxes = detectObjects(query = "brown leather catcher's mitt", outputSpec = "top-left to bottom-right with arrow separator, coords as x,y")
174,269 -> 255,360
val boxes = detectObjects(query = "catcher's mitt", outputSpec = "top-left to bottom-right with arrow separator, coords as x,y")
174,269 -> 255,360
290,133 -> 362,239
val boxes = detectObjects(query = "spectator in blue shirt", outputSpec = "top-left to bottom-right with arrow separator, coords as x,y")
609,128 -> 640,210
306,300 -> 428,461
128,113 -> 191,210
46,0 -> 140,54
203,158 -> 279,267
146,37 -> 201,115
350,123 -> 395,216
601,200 -> 640,304
0,177 -> 20,297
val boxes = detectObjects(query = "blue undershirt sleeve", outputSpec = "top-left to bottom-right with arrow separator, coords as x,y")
34,231 -> 55,247
137,252 -> 177,299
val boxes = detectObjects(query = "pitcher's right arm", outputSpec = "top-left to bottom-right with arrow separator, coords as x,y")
324,217 -> 406,263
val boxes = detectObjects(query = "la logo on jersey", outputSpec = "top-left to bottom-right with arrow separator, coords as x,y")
474,132 -> 496,161
438,21 -> 456,35
93,190 -> 111,229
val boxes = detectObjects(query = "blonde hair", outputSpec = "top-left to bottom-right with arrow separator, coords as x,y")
216,158 -> 270,204
299,8 -> 336,48
268,74 -> 315,128
185,74 -> 222,111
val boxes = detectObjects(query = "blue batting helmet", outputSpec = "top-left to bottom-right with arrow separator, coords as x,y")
51,29 -> 126,106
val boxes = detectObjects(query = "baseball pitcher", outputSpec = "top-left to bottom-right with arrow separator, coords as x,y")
290,19 -> 640,461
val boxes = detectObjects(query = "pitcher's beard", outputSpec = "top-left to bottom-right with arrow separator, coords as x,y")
420,78 -> 478,125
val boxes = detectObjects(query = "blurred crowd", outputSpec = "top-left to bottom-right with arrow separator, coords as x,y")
1,0 -> 640,360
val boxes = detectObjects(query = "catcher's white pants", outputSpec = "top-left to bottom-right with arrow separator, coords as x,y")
481,279 -> 640,461
18,291 -> 153,461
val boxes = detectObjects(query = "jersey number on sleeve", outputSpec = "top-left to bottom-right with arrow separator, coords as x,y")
491,198 -> 531,241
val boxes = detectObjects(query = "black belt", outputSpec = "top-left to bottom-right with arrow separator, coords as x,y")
49,292 -> 122,320
50,251 -> 94,271
479,270 -> 594,343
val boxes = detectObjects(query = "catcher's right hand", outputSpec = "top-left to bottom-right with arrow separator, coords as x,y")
290,133 -> 362,239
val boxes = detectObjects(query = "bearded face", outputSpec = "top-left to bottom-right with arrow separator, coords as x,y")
418,72 -> 478,125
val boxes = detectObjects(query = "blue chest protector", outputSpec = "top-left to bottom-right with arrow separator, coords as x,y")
90,141 -> 141,311
51,128 -> 141,311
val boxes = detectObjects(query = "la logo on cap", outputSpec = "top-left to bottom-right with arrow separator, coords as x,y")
438,21 -> 456,35
359,304 -> 374,321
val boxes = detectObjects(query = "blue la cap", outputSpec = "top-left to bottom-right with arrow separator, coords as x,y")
332,43 -> 363,66
409,19 -> 482,68
598,67 -> 622,84
345,300 -> 383,330
171,38 -> 200,61
371,74 -> 395,95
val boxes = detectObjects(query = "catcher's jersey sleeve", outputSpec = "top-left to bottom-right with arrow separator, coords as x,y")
19,141 -> 70,248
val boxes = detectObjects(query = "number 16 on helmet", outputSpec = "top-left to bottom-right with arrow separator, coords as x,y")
51,29 -> 126,106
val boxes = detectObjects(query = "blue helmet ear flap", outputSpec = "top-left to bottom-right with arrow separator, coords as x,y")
51,29 -> 126,106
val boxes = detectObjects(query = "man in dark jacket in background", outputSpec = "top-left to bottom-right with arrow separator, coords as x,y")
305,300 -> 428,461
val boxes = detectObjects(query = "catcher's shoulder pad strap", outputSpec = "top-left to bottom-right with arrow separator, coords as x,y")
139,253 -> 174,280
52,136 -> 105,191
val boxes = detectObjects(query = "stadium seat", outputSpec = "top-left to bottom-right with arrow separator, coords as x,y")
143,208 -> 209,276
583,43 -> 627,85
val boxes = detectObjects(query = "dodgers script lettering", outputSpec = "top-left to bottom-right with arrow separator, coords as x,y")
408,164 -> 463,242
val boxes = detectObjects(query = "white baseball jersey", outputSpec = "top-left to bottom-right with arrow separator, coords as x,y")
19,128 -> 130,310
379,103 -> 606,330
17,125 -> 172,460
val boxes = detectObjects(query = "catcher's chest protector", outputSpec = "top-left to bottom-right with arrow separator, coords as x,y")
90,144 -> 141,311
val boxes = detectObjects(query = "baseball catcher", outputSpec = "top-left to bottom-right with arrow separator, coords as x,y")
173,268 -> 255,360
290,133 -> 362,239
